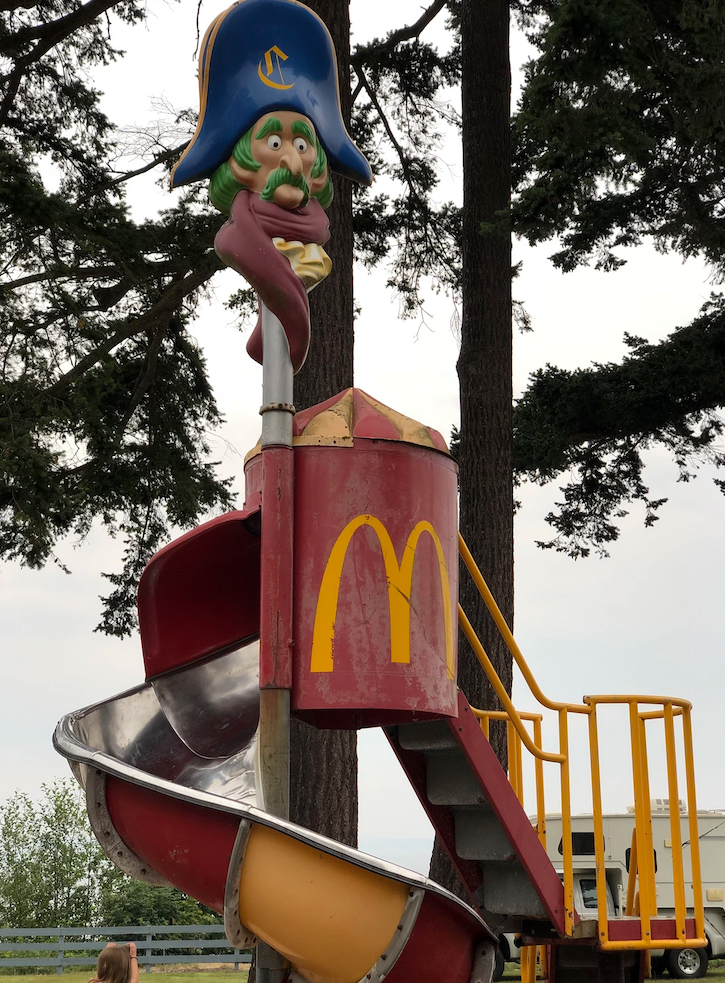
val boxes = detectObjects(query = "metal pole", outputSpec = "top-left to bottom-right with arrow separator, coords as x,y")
261,304 -> 294,448
257,304 -> 293,983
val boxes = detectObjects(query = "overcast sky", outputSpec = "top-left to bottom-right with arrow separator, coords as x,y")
1,0 -> 723,877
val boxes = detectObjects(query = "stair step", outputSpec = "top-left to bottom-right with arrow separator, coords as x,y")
480,861 -> 549,919
397,721 -> 458,751
427,750 -> 487,805
455,805 -> 513,861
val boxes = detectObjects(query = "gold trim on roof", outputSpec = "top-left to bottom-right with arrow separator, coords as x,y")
244,388 -> 448,464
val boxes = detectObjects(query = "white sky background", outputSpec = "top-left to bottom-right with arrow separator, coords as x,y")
1,0 -> 725,877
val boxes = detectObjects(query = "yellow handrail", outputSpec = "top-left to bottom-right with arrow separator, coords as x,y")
459,533 -> 590,715
458,533 -> 705,953
458,604 -> 565,764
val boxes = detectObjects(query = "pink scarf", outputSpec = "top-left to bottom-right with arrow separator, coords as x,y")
214,191 -> 331,372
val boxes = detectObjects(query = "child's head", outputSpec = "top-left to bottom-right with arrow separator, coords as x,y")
96,945 -> 131,983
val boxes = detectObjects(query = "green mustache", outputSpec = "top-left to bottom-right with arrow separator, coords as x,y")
260,168 -> 310,206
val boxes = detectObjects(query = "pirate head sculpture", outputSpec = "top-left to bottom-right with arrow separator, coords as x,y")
172,0 -> 371,372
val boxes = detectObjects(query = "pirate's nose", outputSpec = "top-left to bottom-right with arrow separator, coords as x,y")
280,150 -> 303,176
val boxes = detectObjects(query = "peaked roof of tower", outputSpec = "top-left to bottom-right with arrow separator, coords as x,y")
245,388 -> 449,462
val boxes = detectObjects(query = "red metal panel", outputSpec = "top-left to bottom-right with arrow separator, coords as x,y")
259,446 -> 294,689
138,510 -> 261,679
385,892 -> 482,983
447,693 -> 569,937
290,440 -> 459,727
385,729 -> 484,906
606,917 -> 699,943
105,777 -> 239,913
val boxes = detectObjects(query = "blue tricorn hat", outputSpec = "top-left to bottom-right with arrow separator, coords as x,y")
171,0 -> 372,188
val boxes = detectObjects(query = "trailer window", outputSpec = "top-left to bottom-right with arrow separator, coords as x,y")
558,832 -> 601,856
580,878 -> 598,909
625,847 -> 657,873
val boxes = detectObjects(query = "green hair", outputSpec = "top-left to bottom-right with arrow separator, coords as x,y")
232,126 -> 261,172
208,122 -> 334,214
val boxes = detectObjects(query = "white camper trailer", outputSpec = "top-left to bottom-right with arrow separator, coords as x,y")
536,803 -> 725,978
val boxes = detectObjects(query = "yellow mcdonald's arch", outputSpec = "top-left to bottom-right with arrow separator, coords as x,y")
310,514 -> 455,680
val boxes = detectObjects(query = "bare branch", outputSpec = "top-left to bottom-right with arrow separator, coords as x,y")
357,66 -> 423,207
85,143 -> 189,198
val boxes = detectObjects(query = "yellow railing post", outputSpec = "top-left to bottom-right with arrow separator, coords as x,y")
682,706 -> 705,942
629,702 -> 655,942
625,826 -> 638,917
538,944 -> 548,981
588,704 -> 609,945
559,709 -> 574,936
533,717 -> 546,848
639,713 -> 657,921
663,702 -> 686,942
521,944 -> 535,983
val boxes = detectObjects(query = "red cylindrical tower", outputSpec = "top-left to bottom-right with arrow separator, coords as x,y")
245,388 -> 459,728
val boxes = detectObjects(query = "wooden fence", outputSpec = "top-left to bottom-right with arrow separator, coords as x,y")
0,925 -> 251,974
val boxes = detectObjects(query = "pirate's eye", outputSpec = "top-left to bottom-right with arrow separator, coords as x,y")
293,137 -> 308,154
267,135 -> 282,150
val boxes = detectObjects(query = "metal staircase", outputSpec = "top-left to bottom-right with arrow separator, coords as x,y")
387,696 -> 566,937
384,534 -> 708,982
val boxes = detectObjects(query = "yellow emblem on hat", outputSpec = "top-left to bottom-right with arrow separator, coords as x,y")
258,46 -> 294,90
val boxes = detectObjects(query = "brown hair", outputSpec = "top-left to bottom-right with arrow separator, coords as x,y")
92,945 -> 132,983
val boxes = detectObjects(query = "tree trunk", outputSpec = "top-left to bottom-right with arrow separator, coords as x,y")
289,0 -> 357,848
429,0 -> 513,894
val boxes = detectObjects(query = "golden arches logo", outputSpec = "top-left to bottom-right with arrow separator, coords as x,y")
310,514 -> 455,680
258,45 -> 294,89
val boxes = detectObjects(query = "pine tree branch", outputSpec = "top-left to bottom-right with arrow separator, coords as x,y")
42,254 -> 222,399
0,0 -> 121,54
3,259 -> 185,291
0,0 -> 123,123
352,0 -> 448,61
59,313 -> 173,479
380,0 -> 448,48
351,0 -> 449,106
118,315 -> 169,431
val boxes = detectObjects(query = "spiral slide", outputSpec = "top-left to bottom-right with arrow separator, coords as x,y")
54,510 -> 497,983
